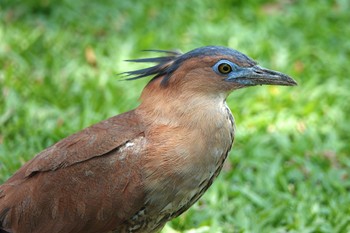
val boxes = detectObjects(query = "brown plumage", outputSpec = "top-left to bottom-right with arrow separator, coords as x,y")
0,46 -> 297,233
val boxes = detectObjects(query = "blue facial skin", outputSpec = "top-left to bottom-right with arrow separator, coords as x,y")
213,59 -> 256,86
212,59 -> 296,86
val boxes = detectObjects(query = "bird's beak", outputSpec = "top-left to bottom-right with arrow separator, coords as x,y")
226,65 -> 297,86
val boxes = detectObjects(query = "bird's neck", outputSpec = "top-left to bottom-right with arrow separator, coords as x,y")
136,79 -> 231,131
134,80 -> 235,217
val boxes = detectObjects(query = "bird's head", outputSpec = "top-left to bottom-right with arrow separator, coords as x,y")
124,46 -> 297,97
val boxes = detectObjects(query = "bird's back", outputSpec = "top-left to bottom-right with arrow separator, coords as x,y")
0,110 -> 148,233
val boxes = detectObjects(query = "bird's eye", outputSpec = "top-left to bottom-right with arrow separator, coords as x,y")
218,63 -> 232,74
213,60 -> 237,76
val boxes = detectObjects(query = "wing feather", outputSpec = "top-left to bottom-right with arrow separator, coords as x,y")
6,110 -> 144,181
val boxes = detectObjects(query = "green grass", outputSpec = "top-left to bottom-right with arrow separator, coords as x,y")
1,0 -> 350,232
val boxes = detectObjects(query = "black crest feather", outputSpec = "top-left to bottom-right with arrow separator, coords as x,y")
122,50 -> 182,82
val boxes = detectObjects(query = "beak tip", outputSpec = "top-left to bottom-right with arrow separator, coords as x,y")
288,77 -> 298,86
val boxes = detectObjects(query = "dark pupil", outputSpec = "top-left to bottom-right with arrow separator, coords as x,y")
220,64 -> 231,73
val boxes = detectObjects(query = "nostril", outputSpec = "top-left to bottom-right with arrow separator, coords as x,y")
254,69 -> 264,74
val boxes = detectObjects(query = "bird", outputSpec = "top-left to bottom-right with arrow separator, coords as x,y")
0,46 -> 297,233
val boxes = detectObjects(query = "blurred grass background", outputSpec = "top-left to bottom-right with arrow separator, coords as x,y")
1,0 -> 350,232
